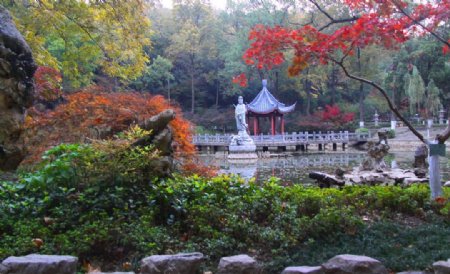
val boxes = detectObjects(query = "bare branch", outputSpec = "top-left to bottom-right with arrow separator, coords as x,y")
308,0 -> 359,31
391,0 -> 450,47
330,57 -> 426,143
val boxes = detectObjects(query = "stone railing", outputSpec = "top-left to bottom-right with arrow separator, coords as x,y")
193,131 -> 370,147
1,253 -> 449,274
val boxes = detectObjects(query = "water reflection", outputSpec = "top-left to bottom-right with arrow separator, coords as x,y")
200,152 -> 450,184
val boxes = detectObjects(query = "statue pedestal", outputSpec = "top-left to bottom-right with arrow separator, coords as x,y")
228,131 -> 257,161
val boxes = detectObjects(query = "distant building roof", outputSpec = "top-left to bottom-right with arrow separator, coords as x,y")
247,79 -> 296,114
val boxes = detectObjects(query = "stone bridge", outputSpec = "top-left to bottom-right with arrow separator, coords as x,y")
193,131 -> 370,153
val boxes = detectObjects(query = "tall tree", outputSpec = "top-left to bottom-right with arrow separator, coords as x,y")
2,0 -> 152,88
166,0 -> 218,113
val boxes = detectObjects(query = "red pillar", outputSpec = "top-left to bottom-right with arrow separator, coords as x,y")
271,114 -> 275,135
256,117 -> 260,135
281,115 -> 285,134
253,116 -> 257,135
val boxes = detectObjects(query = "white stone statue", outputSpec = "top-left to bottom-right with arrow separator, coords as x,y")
235,96 -> 248,133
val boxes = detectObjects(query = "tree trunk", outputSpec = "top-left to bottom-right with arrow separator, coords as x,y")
304,69 -> 311,116
330,64 -> 337,105
191,70 -> 195,114
167,78 -> 171,106
215,79 -> 219,107
306,89 -> 311,116
357,48 -> 364,123
275,70 -> 279,94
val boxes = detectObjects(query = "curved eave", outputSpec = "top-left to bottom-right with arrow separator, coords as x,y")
247,105 -> 278,114
247,102 -> 296,115
278,102 -> 296,114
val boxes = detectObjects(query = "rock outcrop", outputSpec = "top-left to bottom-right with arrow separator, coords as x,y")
433,259 -> 450,274
133,109 -> 176,177
217,254 -> 261,274
1,254 -> 77,274
140,252 -> 204,274
281,266 -> 324,274
0,6 -> 37,170
321,254 -> 388,274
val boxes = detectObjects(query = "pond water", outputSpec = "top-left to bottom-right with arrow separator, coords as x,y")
199,152 -> 450,185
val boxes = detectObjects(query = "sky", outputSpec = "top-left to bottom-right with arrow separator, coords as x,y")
160,0 -> 228,10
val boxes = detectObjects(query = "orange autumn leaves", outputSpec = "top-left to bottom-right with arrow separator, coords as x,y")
24,87 -> 195,163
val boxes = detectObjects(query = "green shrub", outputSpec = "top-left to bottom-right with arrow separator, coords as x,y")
355,127 -> 369,134
1,144 -> 449,273
387,129 -> 396,138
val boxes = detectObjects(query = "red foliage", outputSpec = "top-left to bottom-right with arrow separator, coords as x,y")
232,73 -> 248,87
319,105 -> 355,127
24,87 -> 195,163
241,0 -> 450,76
443,39 -> 450,55
34,66 -> 63,102
181,158 -> 218,178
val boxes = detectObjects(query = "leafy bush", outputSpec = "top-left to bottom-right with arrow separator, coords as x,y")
355,127 -> 369,134
387,129 -> 396,138
1,145 -> 449,272
0,163 -> 450,273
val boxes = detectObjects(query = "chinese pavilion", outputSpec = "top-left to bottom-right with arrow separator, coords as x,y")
246,79 -> 296,135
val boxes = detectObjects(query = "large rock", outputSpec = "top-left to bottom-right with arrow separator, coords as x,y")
396,272 -> 427,274
140,252 -> 204,274
281,266 -> 324,274
413,145 -> 428,169
0,5 -> 37,170
96,272 -> 135,274
322,254 -> 388,274
360,141 -> 390,171
1,254 -> 77,274
433,259 -> 450,274
217,254 -> 261,274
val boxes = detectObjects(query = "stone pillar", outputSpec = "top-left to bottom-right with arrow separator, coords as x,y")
439,109 -> 445,125
390,120 -> 396,130
374,111 -> 379,127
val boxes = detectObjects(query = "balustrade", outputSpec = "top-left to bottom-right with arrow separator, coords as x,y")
193,130 -> 367,146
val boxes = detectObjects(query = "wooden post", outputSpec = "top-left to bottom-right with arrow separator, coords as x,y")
281,115 -> 285,134
253,116 -> 257,136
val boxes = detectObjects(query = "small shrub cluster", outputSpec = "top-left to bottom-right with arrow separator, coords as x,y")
355,127 -> 369,134
386,129 -> 396,138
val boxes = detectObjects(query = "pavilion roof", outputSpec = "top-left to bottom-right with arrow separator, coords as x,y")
247,79 -> 296,114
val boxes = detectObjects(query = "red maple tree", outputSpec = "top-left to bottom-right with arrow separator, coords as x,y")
24,87 -> 195,164
34,66 -> 63,103
241,0 -> 450,143
321,105 -> 355,127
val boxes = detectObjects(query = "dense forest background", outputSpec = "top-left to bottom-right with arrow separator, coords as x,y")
3,0 -> 449,133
